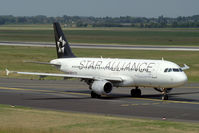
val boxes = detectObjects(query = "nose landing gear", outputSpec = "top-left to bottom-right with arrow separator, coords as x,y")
162,94 -> 168,100
162,89 -> 168,100
154,88 -> 172,100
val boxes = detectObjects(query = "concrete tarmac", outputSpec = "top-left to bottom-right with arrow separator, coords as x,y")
0,78 -> 199,122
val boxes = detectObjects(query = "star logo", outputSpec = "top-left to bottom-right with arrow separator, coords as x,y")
57,36 -> 66,54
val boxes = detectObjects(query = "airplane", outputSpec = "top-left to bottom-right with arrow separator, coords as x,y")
6,22 -> 189,100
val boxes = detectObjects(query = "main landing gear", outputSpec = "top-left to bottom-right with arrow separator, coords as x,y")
131,87 -> 141,97
91,91 -> 101,98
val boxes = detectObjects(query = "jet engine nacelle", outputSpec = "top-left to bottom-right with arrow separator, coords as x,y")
91,80 -> 113,95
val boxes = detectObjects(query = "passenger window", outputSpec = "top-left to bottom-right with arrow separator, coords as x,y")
179,68 -> 183,72
168,68 -> 172,72
164,68 -> 168,72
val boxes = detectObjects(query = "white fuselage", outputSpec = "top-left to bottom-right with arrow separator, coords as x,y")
51,58 -> 188,88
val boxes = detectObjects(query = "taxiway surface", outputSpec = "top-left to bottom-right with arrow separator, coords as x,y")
0,41 -> 199,51
0,78 -> 199,122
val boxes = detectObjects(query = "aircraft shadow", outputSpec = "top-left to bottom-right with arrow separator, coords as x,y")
101,91 -> 199,102
26,90 -> 199,102
26,97 -> 91,101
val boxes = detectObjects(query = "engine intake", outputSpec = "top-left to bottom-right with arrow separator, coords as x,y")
91,80 -> 113,95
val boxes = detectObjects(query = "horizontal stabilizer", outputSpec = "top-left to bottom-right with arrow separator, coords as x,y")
23,60 -> 61,66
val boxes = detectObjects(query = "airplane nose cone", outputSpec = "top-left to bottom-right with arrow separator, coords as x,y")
173,72 -> 188,87
179,73 -> 188,84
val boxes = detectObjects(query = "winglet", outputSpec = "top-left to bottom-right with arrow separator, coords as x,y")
5,69 -> 10,76
181,64 -> 190,70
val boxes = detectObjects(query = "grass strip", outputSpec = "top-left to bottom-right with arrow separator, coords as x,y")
0,104 -> 199,133
0,25 -> 199,46
0,45 -> 198,82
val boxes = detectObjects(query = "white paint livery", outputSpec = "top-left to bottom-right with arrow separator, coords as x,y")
6,23 -> 189,100
50,58 -> 187,88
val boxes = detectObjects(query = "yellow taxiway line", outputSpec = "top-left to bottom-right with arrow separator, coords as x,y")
132,97 -> 199,105
0,86 -> 199,105
0,86 -> 89,96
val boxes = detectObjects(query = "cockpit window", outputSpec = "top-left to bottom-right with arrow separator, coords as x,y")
164,68 -> 183,73
164,68 -> 168,72
173,68 -> 179,72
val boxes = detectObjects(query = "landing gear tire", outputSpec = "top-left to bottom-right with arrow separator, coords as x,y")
162,94 -> 168,100
161,88 -> 170,100
91,91 -> 101,98
131,88 -> 141,97
154,88 -> 172,100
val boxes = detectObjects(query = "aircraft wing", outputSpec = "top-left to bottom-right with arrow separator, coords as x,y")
5,69 -> 123,82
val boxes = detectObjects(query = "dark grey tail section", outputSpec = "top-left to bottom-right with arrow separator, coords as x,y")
53,22 -> 75,58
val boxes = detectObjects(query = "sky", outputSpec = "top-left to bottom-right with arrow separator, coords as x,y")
0,0 -> 199,17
